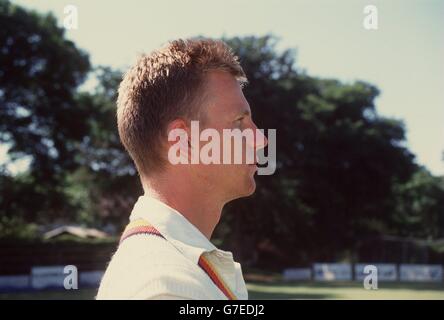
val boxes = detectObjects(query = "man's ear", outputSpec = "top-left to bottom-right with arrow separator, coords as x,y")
166,119 -> 192,163
167,119 -> 190,146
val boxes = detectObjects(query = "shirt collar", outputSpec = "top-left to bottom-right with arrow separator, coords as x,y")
129,195 -> 226,265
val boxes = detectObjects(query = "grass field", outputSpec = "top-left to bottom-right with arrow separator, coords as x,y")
247,281 -> 444,299
1,281 -> 443,300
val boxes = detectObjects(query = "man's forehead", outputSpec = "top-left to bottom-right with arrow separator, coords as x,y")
204,72 -> 250,113
205,70 -> 243,95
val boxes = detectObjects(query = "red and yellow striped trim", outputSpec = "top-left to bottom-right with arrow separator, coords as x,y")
119,219 -> 164,244
198,254 -> 237,300
119,218 -> 237,300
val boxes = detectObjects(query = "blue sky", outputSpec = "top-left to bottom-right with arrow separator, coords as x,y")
6,0 -> 444,175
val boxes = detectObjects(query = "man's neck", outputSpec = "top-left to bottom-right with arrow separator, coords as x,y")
142,175 -> 224,240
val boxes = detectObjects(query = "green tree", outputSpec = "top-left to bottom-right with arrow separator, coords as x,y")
390,167 -> 444,239
218,35 -> 418,267
0,0 -> 90,222
72,67 -> 141,228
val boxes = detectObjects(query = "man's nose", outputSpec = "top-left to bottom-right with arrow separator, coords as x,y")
246,123 -> 268,151
254,125 -> 268,151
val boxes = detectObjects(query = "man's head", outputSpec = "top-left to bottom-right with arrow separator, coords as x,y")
117,38 -> 267,202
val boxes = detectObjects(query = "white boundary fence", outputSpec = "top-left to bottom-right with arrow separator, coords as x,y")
283,263 -> 444,283
0,266 -> 104,292
1,263 -> 443,291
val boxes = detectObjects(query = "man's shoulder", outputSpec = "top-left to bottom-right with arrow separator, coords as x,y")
110,233 -> 193,268
96,235 -> 215,299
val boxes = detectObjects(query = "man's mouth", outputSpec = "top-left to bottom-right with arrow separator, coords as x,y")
249,162 -> 258,170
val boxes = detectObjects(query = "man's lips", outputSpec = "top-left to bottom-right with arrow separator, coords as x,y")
248,163 -> 258,171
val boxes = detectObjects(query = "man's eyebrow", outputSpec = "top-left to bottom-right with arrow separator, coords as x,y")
237,110 -> 251,117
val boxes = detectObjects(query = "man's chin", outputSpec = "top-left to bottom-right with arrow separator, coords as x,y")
240,177 -> 257,198
226,172 -> 257,201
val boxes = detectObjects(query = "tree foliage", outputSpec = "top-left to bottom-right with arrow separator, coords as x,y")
1,2 -> 443,267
